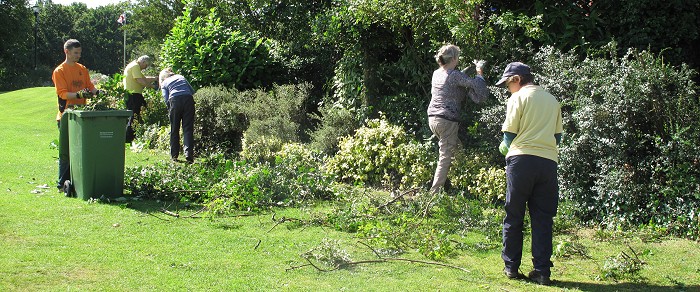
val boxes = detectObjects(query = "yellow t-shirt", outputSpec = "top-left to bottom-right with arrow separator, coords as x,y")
502,85 -> 563,163
123,61 -> 146,93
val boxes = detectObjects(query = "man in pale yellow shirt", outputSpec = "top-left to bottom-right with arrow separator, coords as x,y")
496,62 -> 563,286
123,55 -> 157,142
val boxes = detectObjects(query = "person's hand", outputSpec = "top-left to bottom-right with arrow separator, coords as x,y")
76,88 -> 92,99
95,89 -> 106,96
473,60 -> 486,74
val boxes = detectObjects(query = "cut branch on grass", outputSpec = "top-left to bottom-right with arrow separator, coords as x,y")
267,213 -> 302,233
147,212 -> 170,221
161,189 -> 210,195
254,238 -> 261,250
287,240 -> 470,273
161,208 -> 180,218
378,188 -> 418,210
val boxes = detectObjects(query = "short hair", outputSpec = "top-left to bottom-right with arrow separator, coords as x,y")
137,55 -> 152,66
507,73 -> 535,86
64,39 -> 81,50
159,68 -> 175,84
435,44 -> 460,65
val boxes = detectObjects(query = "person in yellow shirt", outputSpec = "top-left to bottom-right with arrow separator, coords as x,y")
496,62 -> 563,286
123,55 -> 157,142
52,39 -> 99,195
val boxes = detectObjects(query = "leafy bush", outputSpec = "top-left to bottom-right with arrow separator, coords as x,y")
308,102 -> 361,155
136,125 -> 170,151
161,6 -> 274,90
467,166 -> 506,205
139,88 -> 169,129
206,143 -> 334,213
528,44 -> 700,239
599,247 -> 648,282
124,153 -> 234,202
325,118 -> 435,189
302,239 -> 352,269
194,83 -> 310,156
206,161 -> 335,213
239,134 -> 285,164
240,83 -> 309,145
193,86 -> 247,154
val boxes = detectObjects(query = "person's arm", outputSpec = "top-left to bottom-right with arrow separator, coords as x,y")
503,131 -> 517,148
454,71 -> 490,103
130,65 -> 157,88
185,79 -> 195,95
136,76 -> 157,88
502,94 -> 521,147
161,83 -> 170,105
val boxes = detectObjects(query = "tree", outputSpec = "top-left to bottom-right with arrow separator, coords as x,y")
72,4 -> 129,75
0,0 -> 33,89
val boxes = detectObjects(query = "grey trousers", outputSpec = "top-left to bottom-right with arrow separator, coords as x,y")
428,116 -> 459,193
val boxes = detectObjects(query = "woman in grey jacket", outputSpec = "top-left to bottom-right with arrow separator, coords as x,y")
427,44 -> 489,193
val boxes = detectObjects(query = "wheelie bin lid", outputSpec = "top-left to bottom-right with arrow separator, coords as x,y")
66,109 -> 133,118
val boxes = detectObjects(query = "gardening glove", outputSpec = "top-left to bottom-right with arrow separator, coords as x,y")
473,60 -> 486,74
499,140 -> 508,156
76,88 -> 92,99
95,89 -> 106,97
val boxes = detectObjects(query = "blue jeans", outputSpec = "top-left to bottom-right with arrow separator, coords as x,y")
502,155 -> 559,277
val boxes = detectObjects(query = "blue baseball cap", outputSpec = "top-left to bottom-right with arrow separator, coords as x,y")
495,62 -> 531,86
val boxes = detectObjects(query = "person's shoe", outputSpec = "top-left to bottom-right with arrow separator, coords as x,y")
171,157 -> 179,163
63,180 -> 72,198
528,270 -> 551,286
504,268 -> 524,280
186,157 -> 194,164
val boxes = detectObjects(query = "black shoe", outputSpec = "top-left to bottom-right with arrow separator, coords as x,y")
63,180 -> 73,197
504,268 -> 524,280
528,270 -> 551,286
171,157 -> 179,163
186,157 -> 194,164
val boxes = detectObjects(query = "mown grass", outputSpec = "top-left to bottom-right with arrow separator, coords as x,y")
1,88 -> 699,291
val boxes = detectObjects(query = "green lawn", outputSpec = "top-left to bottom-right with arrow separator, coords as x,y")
1,88 -> 699,291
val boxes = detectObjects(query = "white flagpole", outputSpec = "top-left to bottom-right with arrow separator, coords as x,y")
123,13 -> 126,68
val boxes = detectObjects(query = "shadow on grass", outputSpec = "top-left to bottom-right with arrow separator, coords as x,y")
112,198 -> 244,230
553,280 -> 697,291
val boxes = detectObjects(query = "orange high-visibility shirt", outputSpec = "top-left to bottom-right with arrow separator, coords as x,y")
52,61 -> 95,121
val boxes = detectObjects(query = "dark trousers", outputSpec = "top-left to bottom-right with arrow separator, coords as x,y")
57,114 -> 70,189
126,93 -> 144,143
502,155 -> 559,277
168,94 -> 195,160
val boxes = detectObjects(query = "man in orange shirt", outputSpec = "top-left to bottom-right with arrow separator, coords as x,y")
52,39 -> 98,194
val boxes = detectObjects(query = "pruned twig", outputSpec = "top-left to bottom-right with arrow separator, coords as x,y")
267,214 -> 301,233
254,239 -> 261,250
358,240 -> 469,272
288,240 -> 469,273
286,263 -> 312,271
378,188 -> 419,210
161,208 -> 180,218
147,212 -> 169,221
161,189 -> 210,195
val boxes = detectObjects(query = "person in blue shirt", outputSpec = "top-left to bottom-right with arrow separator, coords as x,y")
159,68 -> 196,163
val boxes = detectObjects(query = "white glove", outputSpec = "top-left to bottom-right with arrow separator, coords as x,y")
473,60 -> 486,71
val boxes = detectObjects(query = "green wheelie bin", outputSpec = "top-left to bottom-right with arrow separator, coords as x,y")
64,109 -> 132,200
